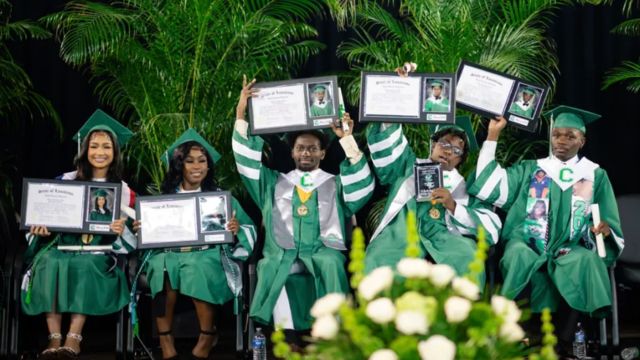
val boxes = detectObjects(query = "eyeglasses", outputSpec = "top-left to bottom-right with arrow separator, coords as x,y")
436,141 -> 463,157
294,145 -> 321,154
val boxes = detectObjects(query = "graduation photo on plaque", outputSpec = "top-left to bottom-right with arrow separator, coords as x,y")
86,185 -> 119,232
360,71 -> 456,124
198,194 -> 232,243
414,162 -> 443,202
507,83 -> 546,132
422,77 -> 455,123
248,76 -> 339,135
20,178 -> 122,234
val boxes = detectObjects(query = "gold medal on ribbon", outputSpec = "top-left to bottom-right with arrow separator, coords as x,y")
429,207 -> 440,219
81,234 -> 93,245
297,204 -> 309,216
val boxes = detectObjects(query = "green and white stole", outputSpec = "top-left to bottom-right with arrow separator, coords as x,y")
525,157 -> 599,254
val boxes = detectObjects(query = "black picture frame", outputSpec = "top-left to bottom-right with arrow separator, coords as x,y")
248,76 -> 340,135
20,178 -> 122,234
359,71 -> 456,125
136,191 -> 233,249
413,162 -> 443,202
455,60 -> 549,132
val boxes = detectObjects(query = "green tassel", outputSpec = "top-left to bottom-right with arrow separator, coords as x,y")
133,322 -> 139,337
234,296 -> 240,315
25,282 -> 32,305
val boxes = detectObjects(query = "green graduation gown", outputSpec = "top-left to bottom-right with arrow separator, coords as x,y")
424,97 -> 450,112
309,100 -> 334,117
232,124 -> 375,330
468,141 -> 624,314
365,123 -> 501,287
21,176 -> 137,316
145,195 -> 256,305
509,101 -> 534,118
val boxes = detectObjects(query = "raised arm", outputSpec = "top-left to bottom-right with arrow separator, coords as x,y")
468,117 -> 528,211
232,75 -> 279,206
333,113 -> 375,216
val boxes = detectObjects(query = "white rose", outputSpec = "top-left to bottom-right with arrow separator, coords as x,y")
358,266 -> 394,300
452,277 -> 480,300
444,296 -> 472,323
311,315 -> 339,340
395,310 -> 429,335
369,349 -> 399,360
310,293 -> 346,318
500,322 -> 525,342
418,335 -> 456,360
491,295 -> 522,323
366,297 -> 396,324
429,264 -> 456,288
397,258 -> 431,279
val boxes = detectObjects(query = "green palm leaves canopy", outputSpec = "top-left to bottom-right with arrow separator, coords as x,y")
43,0 -> 326,193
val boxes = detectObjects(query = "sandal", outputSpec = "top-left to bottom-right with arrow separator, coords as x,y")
57,332 -> 82,360
158,330 -> 179,360
190,327 -> 219,360
39,333 -> 62,359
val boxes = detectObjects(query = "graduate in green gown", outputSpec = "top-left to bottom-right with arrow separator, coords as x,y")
365,117 -> 501,286
468,107 -> 624,319
309,84 -> 334,117
138,129 -> 256,360
423,80 -> 450,112
21,110 -> 137,359
89,189 -> 113,221
508,87 -> 536,118
233,76 -> 375,337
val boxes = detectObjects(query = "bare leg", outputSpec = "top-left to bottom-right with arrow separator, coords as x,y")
156,278 -> 178,359
63,313 -> 86,353
44,312 -> 63,350
192,298 -> 217,358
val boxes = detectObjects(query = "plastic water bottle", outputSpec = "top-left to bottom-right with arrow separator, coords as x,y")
573,322 -> 587,359
252,327 -> 267,360
621,347 -> 640,360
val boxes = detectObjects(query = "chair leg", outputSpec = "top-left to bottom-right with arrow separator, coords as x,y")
247,263 -> 256,352
116,307 -> 125,359
609,267 -> 619,348
599,317 -> 608,347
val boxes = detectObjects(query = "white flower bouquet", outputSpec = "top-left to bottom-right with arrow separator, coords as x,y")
273,212 -> 557,360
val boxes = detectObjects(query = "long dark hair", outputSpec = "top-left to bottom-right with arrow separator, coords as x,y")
94,196 -> 111,213
160,141 -> 219,194
74,130 -> 122,182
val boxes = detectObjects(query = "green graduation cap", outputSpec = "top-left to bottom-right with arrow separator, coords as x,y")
522,87 -> 536,96
544,105 -> 601,134
430,80 -> 445,88
72,109 -> 134,147
313,85 -> 327,93
94,189 -> 109,197
428,115 -> 479,152
162,128 -> 222,166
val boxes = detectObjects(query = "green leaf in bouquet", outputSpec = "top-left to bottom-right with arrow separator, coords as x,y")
389,335 -> 420,360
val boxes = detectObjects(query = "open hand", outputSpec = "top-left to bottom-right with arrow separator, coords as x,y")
236,74 -> 259,119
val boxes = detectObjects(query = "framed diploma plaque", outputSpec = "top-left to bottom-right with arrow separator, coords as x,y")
248,76 -> 340,135
136,191 -> 233,249
414,162 -> 443,202
455,60 -> 549,132
359,71 -> 456,125
20,178 -> 122,234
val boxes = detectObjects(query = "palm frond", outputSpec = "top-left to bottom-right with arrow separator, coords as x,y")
0,20 -> 51,41
611,18 -> 640,36
602,60 -> 640,92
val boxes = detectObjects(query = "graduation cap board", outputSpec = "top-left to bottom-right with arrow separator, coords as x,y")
544,105 -> 601,134
162,128 -> 222,167
247,75 -> 340,135
455,60 -> 550,132
72,109 -> 134,153
428,115 -> 479,152
359,71 -> 456,125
